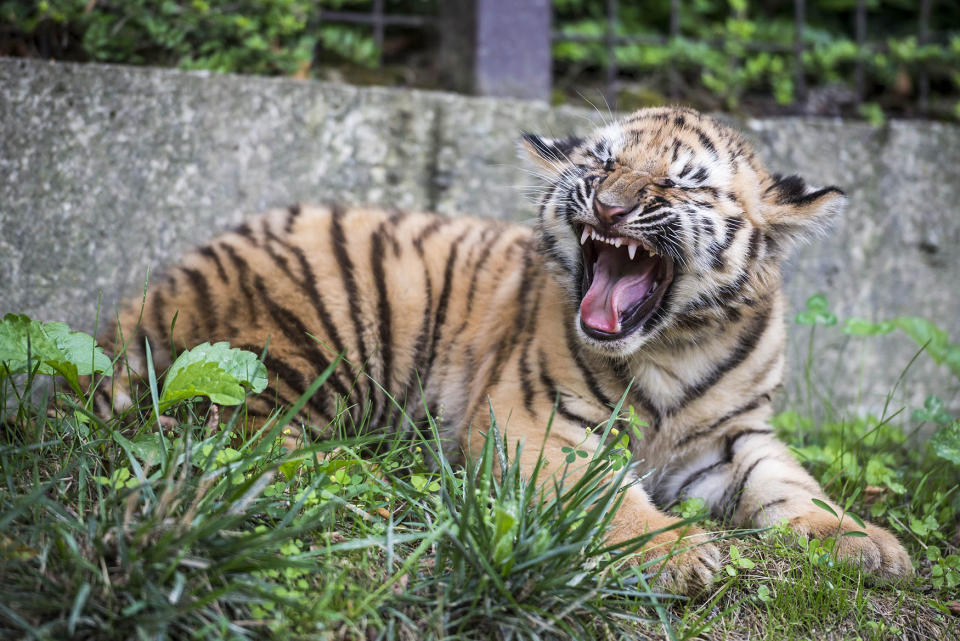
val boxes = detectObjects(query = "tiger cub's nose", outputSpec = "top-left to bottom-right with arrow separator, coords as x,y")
593,198 -> 633,225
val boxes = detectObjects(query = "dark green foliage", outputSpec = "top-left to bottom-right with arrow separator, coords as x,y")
553,0 -> 960,119
0,0 -> 378,75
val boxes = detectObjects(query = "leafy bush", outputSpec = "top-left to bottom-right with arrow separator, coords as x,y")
553,0 -> 960,120
0,0 -> 379,75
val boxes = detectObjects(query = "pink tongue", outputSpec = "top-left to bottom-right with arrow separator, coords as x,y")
580,250 -> 657,333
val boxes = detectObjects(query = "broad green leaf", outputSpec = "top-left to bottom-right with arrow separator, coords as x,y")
163,342 -> 267,395
129,433 -> 166,465
161,360 -> 247,407
160,342 -> 267,407
0,313 -> 113,393
843,317 -> 896,336
930,421 -> 960,466
895,317 -> 950,363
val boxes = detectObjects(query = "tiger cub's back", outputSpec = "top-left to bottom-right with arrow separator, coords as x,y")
96,205 -> 537,432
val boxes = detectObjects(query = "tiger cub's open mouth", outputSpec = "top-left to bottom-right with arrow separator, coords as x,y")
578,225 -> 675,341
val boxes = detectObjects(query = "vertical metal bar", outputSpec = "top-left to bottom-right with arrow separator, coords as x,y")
854,0 -> 866,104
604,0 -> 618,109
373,0 -> 385,67
794,0 -> 806,106
918,0 -> 932,113
669,0 -> 680,100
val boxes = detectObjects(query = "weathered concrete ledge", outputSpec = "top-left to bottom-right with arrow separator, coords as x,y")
1,58 -> 958,412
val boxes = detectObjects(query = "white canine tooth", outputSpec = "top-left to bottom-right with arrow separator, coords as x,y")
627,244 -> 637,260
580,228 -> 589,245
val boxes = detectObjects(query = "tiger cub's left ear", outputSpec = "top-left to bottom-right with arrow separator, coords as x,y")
520,133 -> 584,175
761,174 -> 846,252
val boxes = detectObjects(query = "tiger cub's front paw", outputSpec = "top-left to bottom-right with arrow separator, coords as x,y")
640,525 -> 721,595
789,510 -> 913,579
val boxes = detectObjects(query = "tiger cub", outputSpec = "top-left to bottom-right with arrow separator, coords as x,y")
96,106 -> 911,593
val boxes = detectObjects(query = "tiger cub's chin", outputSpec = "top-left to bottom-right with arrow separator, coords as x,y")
95,106 -> 910,594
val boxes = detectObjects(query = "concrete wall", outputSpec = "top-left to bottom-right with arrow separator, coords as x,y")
2,58 -> 958,414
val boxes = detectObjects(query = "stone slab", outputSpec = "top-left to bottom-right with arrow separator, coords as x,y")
1,58 -> 958,415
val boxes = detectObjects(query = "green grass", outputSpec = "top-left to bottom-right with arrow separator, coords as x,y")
2,304 -> 960,640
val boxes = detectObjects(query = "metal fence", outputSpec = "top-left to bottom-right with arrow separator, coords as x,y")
318,0 -> 942,113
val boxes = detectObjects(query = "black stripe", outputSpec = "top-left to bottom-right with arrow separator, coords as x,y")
675,392 -> 771,449
412,216 -> 450,251
636,209 -> 676,228
151,290 -> 171,346
231,344 -> 322,419
709,216 -> 744,269
675,460 -> 725,499
563,319 -> 615,409
538,351 -> 594,426
666,302 -> 772,415
369,223 -> 394,425
284,204 -> 301,234
612,359 -> 662,433
260,223 -> 299,282
198,246 -> 229,282
696,129 -> 718,157
282,242 -> 347,357
518,288 -> 544,414
252,275 -> 350,407
723,428 -> 771,461
220,244 -> 259,319
234,222 -> 259,246
426,231 -> 469,376
463,228 -> 500,318
385,209 -> 408,253
746,227 -> 762,263
748,497 -> 788,524
724,457 -> 764,521
263,356 -> 319,417
638,278 -> 676,339
329,206 -> 370,396
519,340 -> 536,414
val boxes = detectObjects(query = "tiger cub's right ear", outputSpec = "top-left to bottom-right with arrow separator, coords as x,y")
760,173 -> 846,255
520,133 -> 584,175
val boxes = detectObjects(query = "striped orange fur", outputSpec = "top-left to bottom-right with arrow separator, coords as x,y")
96,106 -> 911,593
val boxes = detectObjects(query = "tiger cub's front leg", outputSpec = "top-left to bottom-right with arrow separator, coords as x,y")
670,428 -> 912,578
465,415 -> 721,594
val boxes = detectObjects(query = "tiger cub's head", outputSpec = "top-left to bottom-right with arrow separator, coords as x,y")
523,106 -> 845,356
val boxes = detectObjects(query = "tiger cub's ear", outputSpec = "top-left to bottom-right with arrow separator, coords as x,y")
760,173 -> 846,253
520,133 -> 584,175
